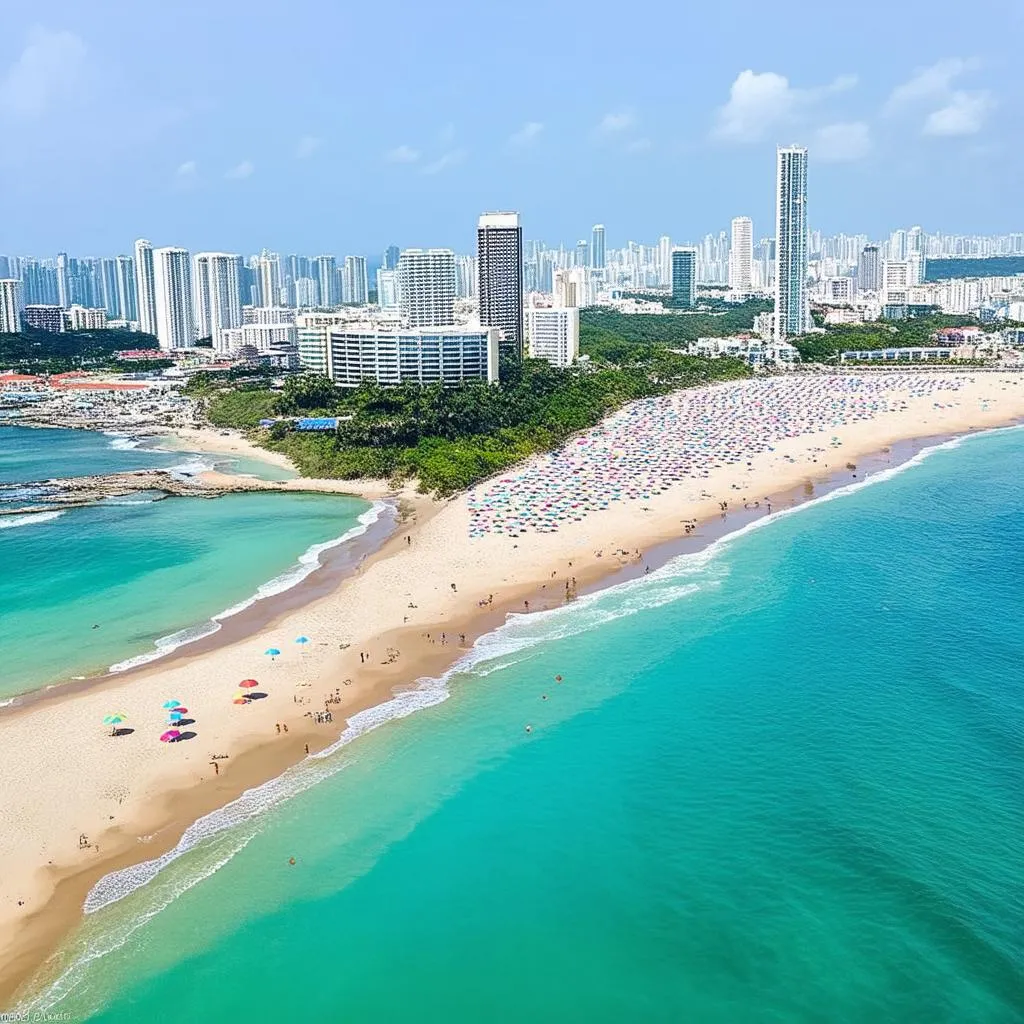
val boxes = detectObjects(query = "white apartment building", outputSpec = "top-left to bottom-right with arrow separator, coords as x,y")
0,279 -> 23,333
553,267 -> 589,308
65,305 -> 107,330
326,327 -> 499,387
153,247 -> 194,349
397,249 -> 456,327
729,217 -> 753,293
527,306 -> 579,367
193,253 -> 242,342
296,312 -> 352,374
882,260 -> 910,306
134,238 -> 157,336
376,268 -> 399,312
219,322 -> 296,354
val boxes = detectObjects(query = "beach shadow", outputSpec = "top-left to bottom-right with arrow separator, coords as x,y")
111,727 -> 135,738
175,731 -> 197,742
172,718 -> 196,727
246,692 -> 269,700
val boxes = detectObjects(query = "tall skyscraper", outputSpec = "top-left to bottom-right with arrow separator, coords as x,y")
397,249 -> 456,327
193,253 -> 242,343
315,255 -> 339,307
258,250 -> 282,307
774,145 -> 809,340
343,256 -> 369,304
477,211 -> 524,364
114,255 -> 137,322
56,253 -> 70,309
382,245 -> 401,271
728,217 -> 753,293
671,247 -> 697,307
591,224 -> 606,270
134,239 -> 158,336
376,268 -> 399,311
0,279 -> 23,333
152,247 -> 194,350
857,245 -> 881,292
574,240 -> 589,268
658,235 -> 672,288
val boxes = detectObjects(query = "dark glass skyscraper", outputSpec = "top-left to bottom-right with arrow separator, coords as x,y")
476,212 -> 523,367
671,247 -> 697,307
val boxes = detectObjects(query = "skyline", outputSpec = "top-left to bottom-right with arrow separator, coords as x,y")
1,0 -> 1021,254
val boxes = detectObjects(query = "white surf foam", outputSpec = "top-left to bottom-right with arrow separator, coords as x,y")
103,432 -> 143,451
0,510 -> 65,530
107,501 -> 389,674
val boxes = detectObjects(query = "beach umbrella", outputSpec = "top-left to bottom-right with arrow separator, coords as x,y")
103,712 -> 127,736
160,730 -> 181,743
171,706 -> 188,714
239,678 -> 259,689
265,648 -> 281,659
233,693 -> 249,705
162,699 -> 182,709
295,636 -> 310,646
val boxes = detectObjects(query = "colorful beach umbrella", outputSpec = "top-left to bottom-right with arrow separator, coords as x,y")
162,699 -> 182,709
160,730 -> 181,743
295,636 -> 310,645
103,712 -> 127,735
265,648 -> 281,658
238,678 -> 258,689
232,695 -> 248,705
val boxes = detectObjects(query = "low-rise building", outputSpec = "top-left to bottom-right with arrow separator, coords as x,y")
526,306 -> 579,367
688,335 -> 800,367
23,304 -> 65,333
65,305 -> 108,330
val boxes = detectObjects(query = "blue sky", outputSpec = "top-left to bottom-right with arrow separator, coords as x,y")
0,0 -> 1019,256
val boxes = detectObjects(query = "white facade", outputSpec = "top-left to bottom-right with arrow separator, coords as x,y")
326,327 -> 499,387
294,277 -> 318,308
242,305 -> 295,326
527,306 -> 579,367
219,322 -> 296,354
376,268 -> 399,311
315,255 -> 338,307
0,279 -> 22,333
134,238 -> 157,337
553,267 -> 588,308
343,256 -> 369,305
194,253 -> 242,345
153,247 -> 194,350
296,312 -> 351,375
728,217 -> 753,293
822,277 -> 854,303
258,251 -> 282,307
397,249 -> 456,327
65,305 -> 107,330
774,146 -> 809,339
882,260 -> 910,305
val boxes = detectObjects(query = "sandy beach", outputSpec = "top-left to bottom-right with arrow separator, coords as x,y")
2,371 -> 1023,1007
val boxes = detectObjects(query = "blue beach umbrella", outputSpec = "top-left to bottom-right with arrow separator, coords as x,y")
162,699 -> 182,709
295,636 -> 310,645
265,648 -> 281,660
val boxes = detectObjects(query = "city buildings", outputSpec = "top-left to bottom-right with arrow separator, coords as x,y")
65,305 -> 108,330
376,268 -> 399,312
591,224 -> 606,271
152,247 -> 194,350
22,304 -> 65,332
671,247 -> 697,307
774,145 -> 809,339
553,267 -> 588,308
857,245 -> 881,292
398,248 -> 456,327
477,212 -> 524,363
0,279 -> 23,333
315,255 -> 339,307
296,312 -> 351,375
527,304 -> 579,367
728,217 -> 753,293
343,256 -> 369,305
134,239 -> 158,337
193,253 -> 243,343
325,327 -> 499,387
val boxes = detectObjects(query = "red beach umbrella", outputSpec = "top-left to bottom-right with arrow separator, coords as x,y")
239,679 -> 259,689
160,730 -> 181,743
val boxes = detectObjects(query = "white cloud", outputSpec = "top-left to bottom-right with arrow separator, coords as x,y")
0,26 -> 87,118
295,135 -> 322,159
509,121 -> 543,146
923,91 -> 993,136
884,58 -> 972,113
813,121 -> 871,161
225,160 -> 254,179
712,70 -> 857,143
176,160 -> 197,177
421,149 -> 466,175
385,144 -> 420,163
597,110 -> 635,133
625,137 -> 652,154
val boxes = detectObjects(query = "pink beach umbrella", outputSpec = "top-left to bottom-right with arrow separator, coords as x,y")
160,729 -> 181,743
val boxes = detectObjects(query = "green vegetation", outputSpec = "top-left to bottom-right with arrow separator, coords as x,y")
206,355 -> 751,496
790,315 -> 992,364
580,301 -> 771,362
0,328 -> 163,374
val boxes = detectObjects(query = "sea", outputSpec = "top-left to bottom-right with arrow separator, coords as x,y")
15,424 -> 1024,1023
0,425 -> 374,701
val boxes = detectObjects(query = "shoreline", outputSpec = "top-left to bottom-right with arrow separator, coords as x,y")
3,373 -> 1024,1009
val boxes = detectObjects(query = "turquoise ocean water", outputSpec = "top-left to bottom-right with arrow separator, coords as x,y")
19,426 -> 1024,1022
0,426 -> 370,699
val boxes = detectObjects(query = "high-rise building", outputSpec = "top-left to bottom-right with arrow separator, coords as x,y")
152,247 -> 194,350
477,211 -> 524,364
658,235 -> 672,288
857,245 -> 881,293
376,268 -> 399,311
56,253 -> 70,309
591,224 -> 606,270
455,255 -> 477,299
114,255 -> 137,322
774,145 -> 809,339
398,248 -> 456,327
294,277 -> 318,308
527,304 -> 579,367
193,253 -> 242,344
574,240 -> 589,268
134,239 -> 158,337
553,267 -> 588,308
671,247 -> 697,307
382,245 -> 400,271
315,255 -> 339,307
258,250 -> 282,307
0,279 -> 23,333
342,256 -> 369,304
882,260 -> 910,306
728,217 -> 753,293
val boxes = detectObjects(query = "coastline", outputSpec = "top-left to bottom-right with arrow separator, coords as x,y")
2,372 -> 1024,1009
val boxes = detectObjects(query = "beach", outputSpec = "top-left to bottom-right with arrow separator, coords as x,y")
2,370 -> 1023,1007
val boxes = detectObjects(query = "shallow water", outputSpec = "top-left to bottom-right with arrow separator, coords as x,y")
23,426 -> 1024,1023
